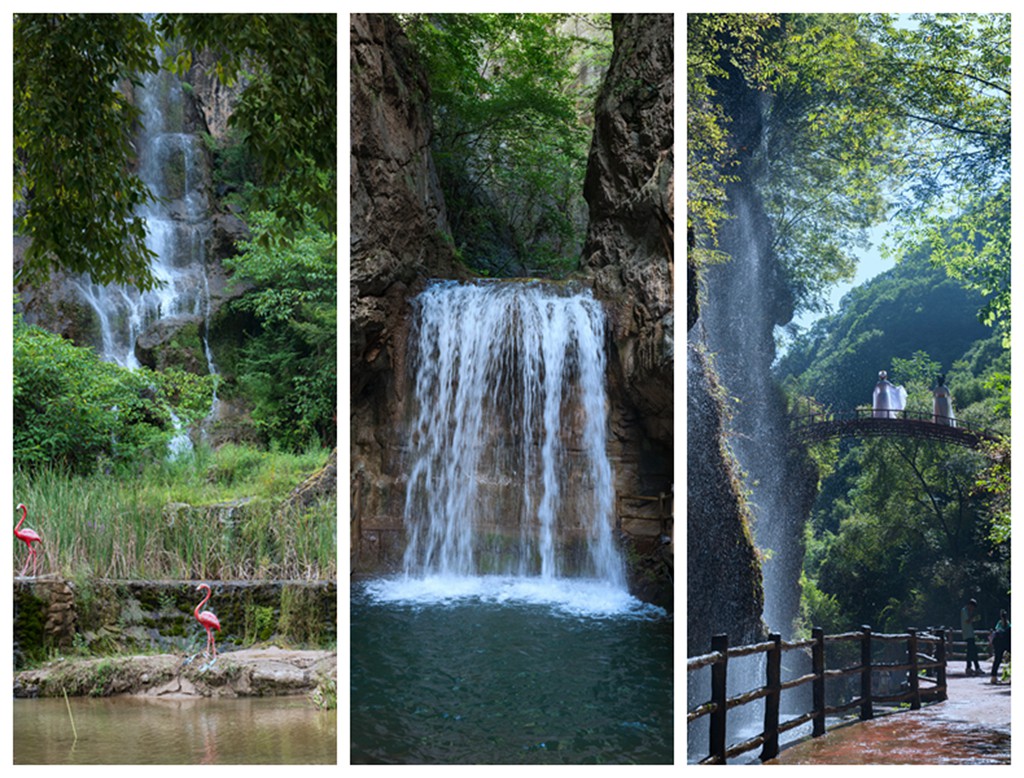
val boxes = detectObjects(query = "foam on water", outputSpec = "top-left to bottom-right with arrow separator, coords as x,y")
362,575 -> 666,620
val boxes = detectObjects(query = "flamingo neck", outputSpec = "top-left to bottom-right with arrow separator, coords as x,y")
195,587 -> 211,618
15,505 -> 27,533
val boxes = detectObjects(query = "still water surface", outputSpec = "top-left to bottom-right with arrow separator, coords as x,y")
351,577 -> 673,764
14,695 -> 336,764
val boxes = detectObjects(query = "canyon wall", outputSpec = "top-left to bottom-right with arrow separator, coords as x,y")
580,13 -> 674,604
349,14 -> 674,607
349,13 -> 464,571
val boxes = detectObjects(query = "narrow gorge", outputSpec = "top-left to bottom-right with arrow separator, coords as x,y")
350,13 -> 673,606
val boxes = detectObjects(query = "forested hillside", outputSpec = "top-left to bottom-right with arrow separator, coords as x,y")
775,248 -> 991,412
776,241 -> 1009,635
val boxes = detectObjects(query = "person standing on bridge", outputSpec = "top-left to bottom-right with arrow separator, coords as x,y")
932,374 -> 957,427
961,598 -> 983,676
989,610 -> 1010,683
873,370 -> 907,419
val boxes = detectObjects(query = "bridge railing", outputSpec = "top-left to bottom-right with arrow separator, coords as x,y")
687,626 -> 947,764
789,406 -> 1000,446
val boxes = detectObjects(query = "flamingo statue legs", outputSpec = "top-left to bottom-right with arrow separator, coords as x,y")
194,583 -> 222,664
14,503 -> 42,578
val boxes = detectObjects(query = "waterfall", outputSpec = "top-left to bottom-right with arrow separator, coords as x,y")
400,280 -> 625,589
72,43 -> 219,448
700,180 -> 803,636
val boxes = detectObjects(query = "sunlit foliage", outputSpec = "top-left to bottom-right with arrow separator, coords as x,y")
401,13 -> 611,276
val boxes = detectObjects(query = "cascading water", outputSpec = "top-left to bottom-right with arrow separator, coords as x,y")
73,42 -> 219,449
365,279 -> 665,616
401,280 -> 622,585
689,123 -> 816,762
353,281 -> 671,764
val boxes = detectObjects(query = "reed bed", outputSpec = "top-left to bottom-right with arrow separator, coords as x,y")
13,444 -> 336,581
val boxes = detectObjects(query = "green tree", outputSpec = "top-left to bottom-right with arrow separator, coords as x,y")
14,14 -> 161,288
686,13 -> 779,268
688,14 -> 896,315
402,13 -> 608,276
223,207 -> 336,450
13,308 -> 213,474
158,13 -> 337,232
14,13 -> 336,288
689,13 -> 1009,327
810,435 -> 1004,630
761,14 -> 899,314
789,13 -> 1010,339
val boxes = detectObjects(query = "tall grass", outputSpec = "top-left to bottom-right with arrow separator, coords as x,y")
13,443 -> 336,581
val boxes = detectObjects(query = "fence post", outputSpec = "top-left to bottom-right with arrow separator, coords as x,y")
710,634 -> 729,764
812,627 -> 826,737
760,633 -> 782,762
860,625 -> 873,720
936,628 -> 948,702
908,627 -> 920,710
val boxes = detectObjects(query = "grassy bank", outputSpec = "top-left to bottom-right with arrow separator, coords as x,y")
13,443 -> 336,581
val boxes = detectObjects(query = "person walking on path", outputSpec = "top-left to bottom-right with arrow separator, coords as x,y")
989,609 -> 1011,683
961,598 -> 983,676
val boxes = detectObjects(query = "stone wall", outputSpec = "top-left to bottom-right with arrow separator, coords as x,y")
13,577 -> 336,670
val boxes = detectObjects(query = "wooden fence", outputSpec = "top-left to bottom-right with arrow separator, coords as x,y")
687,626 -> 948,764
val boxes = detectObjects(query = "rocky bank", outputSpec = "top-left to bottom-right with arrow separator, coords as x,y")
15,647 -> 336,700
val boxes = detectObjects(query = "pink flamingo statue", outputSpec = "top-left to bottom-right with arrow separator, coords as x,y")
194,583 -> 222,660
14,503 -> 42,577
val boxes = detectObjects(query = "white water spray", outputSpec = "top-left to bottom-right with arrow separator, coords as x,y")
71,44 -> 219,452
397,280 -> 626,599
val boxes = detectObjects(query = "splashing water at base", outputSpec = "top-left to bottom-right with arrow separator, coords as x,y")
351,281 -> 672,763
365,574 -> 665,620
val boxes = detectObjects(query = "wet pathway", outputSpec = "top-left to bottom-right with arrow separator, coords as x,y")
767,674 -> 1010,764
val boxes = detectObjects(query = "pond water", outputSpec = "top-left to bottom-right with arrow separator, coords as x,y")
13,695 -> 336,764
350,576 -> 673,764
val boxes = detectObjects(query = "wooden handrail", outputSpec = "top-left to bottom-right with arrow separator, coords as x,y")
688,625 -> 949,764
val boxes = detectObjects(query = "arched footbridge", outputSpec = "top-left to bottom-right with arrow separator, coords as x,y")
791,409 -> 1002,450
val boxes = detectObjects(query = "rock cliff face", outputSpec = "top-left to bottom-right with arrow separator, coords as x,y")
582,13 -> 673,449
687,343 -> 766,654
349,14 -> 464,571
580,13 -> 674,605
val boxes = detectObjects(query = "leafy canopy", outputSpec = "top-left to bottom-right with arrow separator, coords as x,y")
224,205 -> 337,451
13,306 -> 214,474
14,14 -> 161,289
820,13 -> 1010,343
14,13 -> 336,289
402,13 -> 609,276
688,13 -> 1009,331
687,13 -> 779,267
158,13 -> 337,234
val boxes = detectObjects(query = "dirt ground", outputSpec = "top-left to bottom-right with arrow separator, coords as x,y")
14,647 -> 336,700
767,674 -> 1011,765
